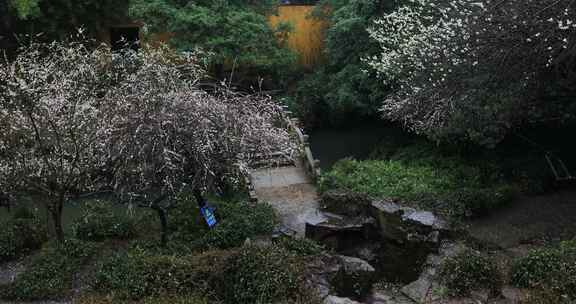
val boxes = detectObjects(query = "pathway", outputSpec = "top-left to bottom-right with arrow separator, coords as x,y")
467,188 -> 576,249
250,160 -> 326,236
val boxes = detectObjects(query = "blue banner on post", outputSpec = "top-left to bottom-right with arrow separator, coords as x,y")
200,205 -> 217,228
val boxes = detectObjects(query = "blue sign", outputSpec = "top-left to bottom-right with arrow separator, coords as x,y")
200,205 -> 217,228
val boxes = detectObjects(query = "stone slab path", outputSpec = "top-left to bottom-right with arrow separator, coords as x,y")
250,163 -> 326,236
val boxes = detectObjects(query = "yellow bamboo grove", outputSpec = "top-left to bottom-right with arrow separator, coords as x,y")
269,5 -> 327,67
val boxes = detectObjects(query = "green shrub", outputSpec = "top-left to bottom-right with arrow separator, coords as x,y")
93,248 -> 233,300
217,245 -> 316,304
73,201 -> 138,241
275,236 -> 325,256
439,251 -> 501,297
510,241 -> 576,298
93,244 -> 316,303
0,208 -> 47,262
94,252 -> 196,299
75,294 -> 211,304
443,185 -> 516,218
1,239 -> 97,300
171,194 -> 278,249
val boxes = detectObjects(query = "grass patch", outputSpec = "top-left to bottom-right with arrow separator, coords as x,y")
510,240 -> 576,299
319,142 -> 518,219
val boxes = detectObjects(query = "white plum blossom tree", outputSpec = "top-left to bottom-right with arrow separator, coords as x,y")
104,47 -> 295,246
368,0 -> 576,145
0,39 -> 113,241
0,39 -> 296,245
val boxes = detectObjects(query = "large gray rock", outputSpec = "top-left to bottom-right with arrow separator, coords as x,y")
370,200 -> 449,245
332,255 -> 377,300
305,213 -> 377,251
305,254 -> 377,301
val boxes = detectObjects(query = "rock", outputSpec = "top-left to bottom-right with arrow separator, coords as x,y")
501,286 -> 530,303
401,242 -> 470,303
320,190 -> 371,217
338,255 -> 376,273
243,235 -> 272,247
401,276 -> 433,304
0,261 -> 25,285
470,289 -> 490,302
332,255 -> 376,300
369,289 -> 416,304
324,295 -> 362,304
370,200 -> 449,245
305,214 -> 377,251
305,254 -> 343,299
356,243 -> 379,262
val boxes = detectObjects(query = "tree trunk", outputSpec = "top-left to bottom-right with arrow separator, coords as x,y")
152,206 -> 168,248
49,198 -> 64,242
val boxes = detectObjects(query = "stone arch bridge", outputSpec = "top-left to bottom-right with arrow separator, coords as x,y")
248,109 -> 326,236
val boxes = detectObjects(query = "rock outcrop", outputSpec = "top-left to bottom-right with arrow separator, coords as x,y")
370,200 -> 449,246
307,196 -> 451,285
400,242 -> 469,303
306,254 -> 377,302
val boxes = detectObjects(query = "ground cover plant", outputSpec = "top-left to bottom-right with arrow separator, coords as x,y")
161,192 -> 278,250
93,244 -> 317,304
510,240 -> 576,299
319,142 -> 517,219
72,200 -> 138,241
0,239 -> 97,301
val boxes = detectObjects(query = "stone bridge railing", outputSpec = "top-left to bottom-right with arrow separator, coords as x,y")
280,108 -> 321,181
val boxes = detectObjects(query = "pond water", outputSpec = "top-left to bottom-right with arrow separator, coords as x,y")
309,121 -> 403,170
